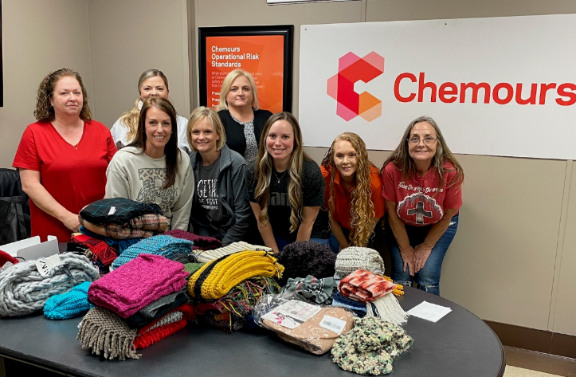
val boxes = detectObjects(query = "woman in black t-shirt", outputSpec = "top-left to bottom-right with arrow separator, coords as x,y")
247,112 -> 324,254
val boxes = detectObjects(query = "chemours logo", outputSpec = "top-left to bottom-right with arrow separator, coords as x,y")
327,52 -> 384,122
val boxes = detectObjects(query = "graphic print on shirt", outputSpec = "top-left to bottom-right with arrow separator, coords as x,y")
397,192 -> 443,225
197,179 -> 219,210
137,168 -> 178,215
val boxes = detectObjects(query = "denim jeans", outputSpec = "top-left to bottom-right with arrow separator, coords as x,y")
384,213 -> 459,296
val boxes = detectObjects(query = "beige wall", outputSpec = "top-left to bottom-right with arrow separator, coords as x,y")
0,0 -> 93,168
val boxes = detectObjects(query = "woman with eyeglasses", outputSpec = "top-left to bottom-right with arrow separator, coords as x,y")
381,116 -> 464,296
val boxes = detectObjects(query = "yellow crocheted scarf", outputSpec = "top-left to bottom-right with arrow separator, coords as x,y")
187,250 -> 284,300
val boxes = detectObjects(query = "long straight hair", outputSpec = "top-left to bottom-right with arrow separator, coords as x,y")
254,112 -> 310,233
129,97 -> 179,189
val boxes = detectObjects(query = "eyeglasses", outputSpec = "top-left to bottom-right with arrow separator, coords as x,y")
408,136 -> 437,145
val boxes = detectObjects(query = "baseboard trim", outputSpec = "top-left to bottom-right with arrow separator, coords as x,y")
485,320 -> 576,359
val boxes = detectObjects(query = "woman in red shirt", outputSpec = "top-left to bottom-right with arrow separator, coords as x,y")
13,69 -> 116,242
381,116 -> 464,296
321,132 -> 384,252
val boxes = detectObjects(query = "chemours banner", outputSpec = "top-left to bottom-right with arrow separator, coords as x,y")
299,15 -> 576,159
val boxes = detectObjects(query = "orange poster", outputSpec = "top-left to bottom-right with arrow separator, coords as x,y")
204,35 -> 286,113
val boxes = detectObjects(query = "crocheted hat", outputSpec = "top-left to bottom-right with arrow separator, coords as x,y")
331,317 -> 413,375
277,241 -> 336,284
335,246 -> 385,278
111,235 -> 194,269
338,269 -> 408,325
0,253 -> 99,317
44,281 -> 93,320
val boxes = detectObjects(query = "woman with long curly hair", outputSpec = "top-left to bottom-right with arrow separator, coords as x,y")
13,68 -> 116,241
321,132 -> 384,252
381,116 -> 464,296
247,112 -> 324,254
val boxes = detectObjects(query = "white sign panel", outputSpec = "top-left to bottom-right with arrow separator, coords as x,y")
299,15 -> 576,160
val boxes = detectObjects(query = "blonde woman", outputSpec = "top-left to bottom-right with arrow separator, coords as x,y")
247,112 -> 324,254
217,70 -> 272,163
381,116 -> 464,296
187,107 -> 251,245
110,69 -> 191,152
321,132 -> 384,252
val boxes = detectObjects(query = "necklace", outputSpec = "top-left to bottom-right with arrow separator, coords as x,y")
273,169 -> 288,184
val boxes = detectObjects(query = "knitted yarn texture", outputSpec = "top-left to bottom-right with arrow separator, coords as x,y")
77,306 -> 140,361
164,229 -> 222,251
111,235 -> 194,269
194,241 -> 271,263
0,253 -> 99,317
44,281 -> 93,320
188,250 -> 284,300
331,317 -> 413,375
277,241 -> 336,284
88,254 -> 188,318
335,246 -> 385,278
281,275 -> 336,305
125,290 -> 189,329
133,304 -> 195,350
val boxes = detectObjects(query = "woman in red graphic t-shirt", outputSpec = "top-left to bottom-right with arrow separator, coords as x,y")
13,69 -> 116,242
381,116 -> 464,296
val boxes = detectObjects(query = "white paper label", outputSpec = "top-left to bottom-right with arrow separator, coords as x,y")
35,254 -> 62,277
319,315 -> 346,335
261,300 -> 322,329
108,206 -> 116,215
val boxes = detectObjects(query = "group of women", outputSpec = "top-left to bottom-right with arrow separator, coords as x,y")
12,67 -> 463,296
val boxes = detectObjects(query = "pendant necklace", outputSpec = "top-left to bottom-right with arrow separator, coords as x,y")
273,169 -> 288,184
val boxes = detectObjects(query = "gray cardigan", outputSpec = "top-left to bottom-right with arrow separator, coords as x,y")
189,145 -> 251,245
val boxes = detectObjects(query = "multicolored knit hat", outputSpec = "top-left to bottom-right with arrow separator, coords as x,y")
277,241 -> 336,284
335,246 -> 385,278
188,250 -> 284,300
338,269 -> 408,325
44,281 -> 93,320
0,253 -> 99,317
89,254 -> 188,318
331,317 -> 413,375
111,235 -> 194,269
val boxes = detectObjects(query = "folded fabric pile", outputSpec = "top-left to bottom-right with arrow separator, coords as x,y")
193,241 -> 271,263
79,254 -> 193,360
331,291 -> 368,317
277,241 -> 336,285
339,269 -> 408,325
111,235 -> 194,270
44,281 -> 93,319
79,198 -> 167,240
261,303 -> 354,355
281,275 -> 336,305
0,253 -> 99,317
164,229 -> 222,251
194,276 -> 280,332
188,250 -> 284,300
68,234 -> 120,271
331,317 -> 413,375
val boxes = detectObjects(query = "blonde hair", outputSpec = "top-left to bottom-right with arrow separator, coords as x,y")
321,132 -> 375,247
254,112 -> 309,233
187,106 -> 227,153
217,70 -> 260,111
119,69 -> 169,143
35,68 -> 92,122
382,116 -> 464,193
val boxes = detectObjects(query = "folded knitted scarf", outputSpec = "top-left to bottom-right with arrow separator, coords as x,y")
277,241 -> 336,285
80,198 -> 163,226
133,304 -> 195,349
262,306 -> 354,355
77,306 -> 140,360
164,229 -> 222,251
88,254 -> 188,318
339,269 -> 408,325
331,291 -> 368,317
80,214 -> 167,240
44,281 -> 93,320
0,253 -> 99,317
188,250 -> 284,300
70,234 -> 119,267
79,226 -> 141,253
111,235 -> 194,269
281,275 -> 336,305
194,241 -> 271,263
335,246 -> 385,279
125,290 -> 189,329
194,276 -> 280,332
331,317 -> 413,375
